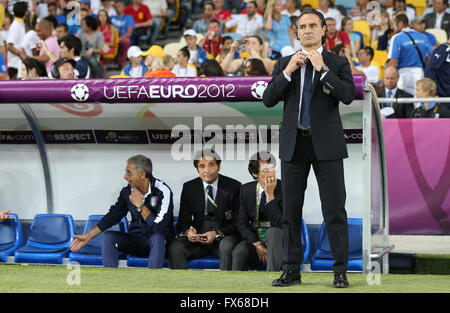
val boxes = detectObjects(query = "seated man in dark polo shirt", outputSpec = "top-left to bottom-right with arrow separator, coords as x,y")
70,155 -> 174,269
168,149 -> 242,270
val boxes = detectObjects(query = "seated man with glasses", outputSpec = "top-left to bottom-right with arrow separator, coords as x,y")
232,151 -> 283,271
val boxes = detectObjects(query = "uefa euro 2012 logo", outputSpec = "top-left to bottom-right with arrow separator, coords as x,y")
71,84 -> 89,101
251,81 -> 268,100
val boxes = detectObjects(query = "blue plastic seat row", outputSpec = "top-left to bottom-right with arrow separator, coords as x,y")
1,213 -> 362,271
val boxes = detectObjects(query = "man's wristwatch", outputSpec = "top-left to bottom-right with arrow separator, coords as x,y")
215,230 -> 224,241
136,204 -> 145,213
319,65 -> 330,74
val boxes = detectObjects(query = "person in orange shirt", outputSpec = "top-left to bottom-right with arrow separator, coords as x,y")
142,45 -> 175,77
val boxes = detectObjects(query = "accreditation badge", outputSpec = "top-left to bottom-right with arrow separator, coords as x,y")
150,196 -> 157,207
225,210 -> 232,220
138,12 -> 144,20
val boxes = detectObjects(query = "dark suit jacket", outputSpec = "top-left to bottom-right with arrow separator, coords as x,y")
424,12 -> 450,37
379,87 -> 414,118
176,174 -> 242,237
262,49 -> 356,162
237,180 -> 283,244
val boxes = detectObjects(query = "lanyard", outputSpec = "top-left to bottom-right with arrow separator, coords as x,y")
204,187 -> 218,208
256,184 -> 261,228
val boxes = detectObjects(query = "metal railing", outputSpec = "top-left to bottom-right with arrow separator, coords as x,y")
378,97 -> 450,104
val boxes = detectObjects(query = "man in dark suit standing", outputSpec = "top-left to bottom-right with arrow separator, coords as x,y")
233,151 -> 283,271
423,0 -> 450,38
379,66 -> 414,118
263,8 -> 356,288
168,149 -> 242,270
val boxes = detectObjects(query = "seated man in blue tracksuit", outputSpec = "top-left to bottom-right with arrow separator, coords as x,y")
70,155 -> 174,269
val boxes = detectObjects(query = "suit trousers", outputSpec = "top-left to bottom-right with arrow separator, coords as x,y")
281,130 -> 348,273
102,230 -> 166,269
168,235 -> 241,270
231,227 -> 283,271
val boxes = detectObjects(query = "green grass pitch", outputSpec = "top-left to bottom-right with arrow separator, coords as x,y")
0,264 -> 449,293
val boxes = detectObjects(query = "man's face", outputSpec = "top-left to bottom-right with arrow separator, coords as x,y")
124,162 -> 145,188
35,23 -> 46,40
326,19 -> 336,34
383,67 -> 399,90
208,22 -> 221,37
297,14 -> 326,48
212,0 -> 223,10
48,4 -> 57,16
223,39 -> 233,50
395,0 -> 405,11
115,1 -> 124,14
411,22 -> 426,33
357,49 -> 370,65
357,0 -> 369,6
130,55 -> 142,66
185,35 -> 197,47
246,2 -> 256,16
432,0 -> 446,13
253,161 -> 276,186
59,63 -> 74,79
319,0 -> 328,9
176,50 -> 187,65
59,42 -> 72,58
56,26 -> 67,41
204,4 -> 214,18
197,157 -> 220,184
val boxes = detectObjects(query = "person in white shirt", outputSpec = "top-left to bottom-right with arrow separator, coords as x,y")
7,2 -> 28,79
143,0 -> 169,43
172,46 -> 197,77
317,0 -> 342,31
387,0 -> 415,25
93,0 -> 118,16
356,46 -> 379,83
281,0 -> 300,17
20,11 -> 39,57
225,1 -> 263,37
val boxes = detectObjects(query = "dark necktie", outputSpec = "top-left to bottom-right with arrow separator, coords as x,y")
259,192 -> 267,209
299,60 -> 313,129
386,90 -> 393,107
206,185 -> 215,216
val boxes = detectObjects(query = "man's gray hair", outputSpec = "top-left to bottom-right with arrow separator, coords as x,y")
128,155 -> 153,178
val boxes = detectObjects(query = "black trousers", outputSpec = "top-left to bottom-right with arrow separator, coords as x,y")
281,130 -> 348,273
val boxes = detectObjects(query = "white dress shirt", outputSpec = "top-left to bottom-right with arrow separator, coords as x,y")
282,46 -> 328,126
225,14 -> 263,36
203,178 -> 218,215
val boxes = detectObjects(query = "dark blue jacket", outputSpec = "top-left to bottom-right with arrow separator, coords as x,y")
425,43 -> 450,99
97,176 -> 174,240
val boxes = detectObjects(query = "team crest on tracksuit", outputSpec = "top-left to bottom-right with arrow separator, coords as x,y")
150,196 -> 158,207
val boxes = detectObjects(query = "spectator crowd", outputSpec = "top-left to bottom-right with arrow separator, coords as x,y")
0,0 -> 449,116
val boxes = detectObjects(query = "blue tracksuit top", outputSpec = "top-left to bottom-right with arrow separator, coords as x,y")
96,176 -> 174,240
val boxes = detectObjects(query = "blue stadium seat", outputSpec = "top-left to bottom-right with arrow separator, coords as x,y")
68,215 -> 129,266
248,219 -> 310,271
14,214 -> 76,264
310,218 -> 363,271
0,213 -> 23,262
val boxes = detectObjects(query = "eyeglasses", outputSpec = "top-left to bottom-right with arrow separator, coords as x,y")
260,166 -> 276,172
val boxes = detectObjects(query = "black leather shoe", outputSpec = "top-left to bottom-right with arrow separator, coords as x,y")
333,272 -> 349,288
272,269 -> 301,287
